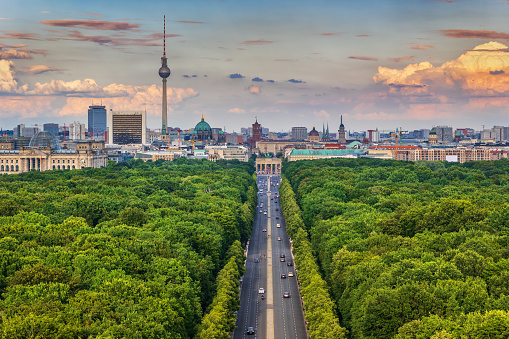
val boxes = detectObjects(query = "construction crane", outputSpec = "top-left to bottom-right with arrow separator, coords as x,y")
390,127 -> 408,160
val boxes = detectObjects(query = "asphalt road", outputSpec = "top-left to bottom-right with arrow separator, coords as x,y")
233,174 -> 307,339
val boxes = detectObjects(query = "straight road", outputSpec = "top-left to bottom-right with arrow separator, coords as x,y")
233,174 -> 307,339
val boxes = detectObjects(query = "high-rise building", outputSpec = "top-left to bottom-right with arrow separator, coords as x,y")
88,105 -> 107,137
338,115 -> 346,144
70,121 -> 86,140
292,127 -> 307,141
43,123 -> 59,137
435,125 -> 453,143
367,129 -> 380,142
13,124 -> 25,137
108,111 -> 147,145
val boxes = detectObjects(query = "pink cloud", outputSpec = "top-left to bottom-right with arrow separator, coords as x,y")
0,49 -> 32,59
246,85 -> 261,95
348,55 -> 378,61
0,32 -> 39,40
178,21 -> 204,24
441,29 -> 509,40
313,110 -> 330,118
387,56 -> 415,62
78,13 -> 104,17
24,65 -> 61,75
410,44 -> 434,50
40,19 -> 139,31
356,34 -> 370,37
242,40 -> 273,45
321,33 -> 340,36
228,108 -> 246,114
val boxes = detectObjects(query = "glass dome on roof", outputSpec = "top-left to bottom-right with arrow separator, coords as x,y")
29,131 -> 61,150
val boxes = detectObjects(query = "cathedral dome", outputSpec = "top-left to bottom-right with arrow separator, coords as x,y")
309,126 -> 319,136
195,115 -> 211,132
29,131 -> 61,150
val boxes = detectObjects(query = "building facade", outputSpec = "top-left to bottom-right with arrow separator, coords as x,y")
435,126 -> 453,143
43,123 -> 59,137
88,105 -> 107,137
108,110 -> 147,145
338,115 -> 346,144
292,127 -> 307,141
207,145 -> 250,162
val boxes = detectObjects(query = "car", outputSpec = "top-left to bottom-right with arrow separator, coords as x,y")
259,210 -> 262,213
276,208 -> 279,211
276,216 -> 279,219
264,212 -> 267,215
247,327 -> 255,335
288,272 -> 294,277
280,257 -> 285,262
280,254 -> 285,258
277,237 -> 282,241
277,223 -> 281,228
258,288 -> 264,294
287,261 -> 293,266
262,229 -> 267,232
254,258 -> 260,263
281,273 -> 286,279
283,292 -> 290,298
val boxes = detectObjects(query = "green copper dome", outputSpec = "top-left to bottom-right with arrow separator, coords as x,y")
194,115 -> 211,132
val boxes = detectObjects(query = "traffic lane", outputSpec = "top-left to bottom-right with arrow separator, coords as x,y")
234,183 -> 268,339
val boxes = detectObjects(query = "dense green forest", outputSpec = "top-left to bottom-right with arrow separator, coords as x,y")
0,158 -> 256,338
282,158 -> 509,339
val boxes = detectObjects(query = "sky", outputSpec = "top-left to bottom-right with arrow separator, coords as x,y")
2,0 -> 509,134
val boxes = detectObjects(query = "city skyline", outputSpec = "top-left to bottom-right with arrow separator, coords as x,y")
2,0 -> 509,132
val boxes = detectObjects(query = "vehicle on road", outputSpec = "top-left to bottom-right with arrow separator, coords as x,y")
288,272 -> 294,277
276,216 -> 279,219
258,288 -> 264,294
262,229 -> 267,232
277,237 -> 281,241
276,208 -> 279,211
254,258 -> 260,263
283,292 -> 290,298
281,273 -> 286,278
287,261 -> 293,266
261,294 -> 265,300
277,223 -> 281,228
280,257 -> 285,262
247,327 -> 255,335
264,212 -> 267,215
280,254 -> 285,258
259,210 -> 262,213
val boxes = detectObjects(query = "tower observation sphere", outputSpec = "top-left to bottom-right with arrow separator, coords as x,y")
159,66 -> 171,78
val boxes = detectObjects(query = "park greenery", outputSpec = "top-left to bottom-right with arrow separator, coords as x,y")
0,158 -> 256,338
282,158 -> 509,339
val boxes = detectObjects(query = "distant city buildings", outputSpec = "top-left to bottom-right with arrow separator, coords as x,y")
338,115 -> 346,144
292,127 -> 308,141
43,123 -> 59,137
88,105 -> 107,137
108,111 -> 146,145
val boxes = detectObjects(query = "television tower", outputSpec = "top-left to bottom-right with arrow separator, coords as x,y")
158,15 -> 171,138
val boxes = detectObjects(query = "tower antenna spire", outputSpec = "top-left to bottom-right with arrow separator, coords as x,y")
163,15 -> 166,57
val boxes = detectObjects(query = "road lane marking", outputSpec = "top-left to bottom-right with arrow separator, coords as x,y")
266,188 -> 274,339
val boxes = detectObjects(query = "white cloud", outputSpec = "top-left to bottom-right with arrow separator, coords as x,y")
228,107 -> 246,114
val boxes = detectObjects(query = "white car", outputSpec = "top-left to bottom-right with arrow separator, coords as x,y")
258,288 -> 265,294
277,224 -> 281,228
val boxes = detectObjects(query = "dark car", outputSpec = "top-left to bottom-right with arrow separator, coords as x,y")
280,254 -> 285,258
276,208 -> 279,211
280,257 -> 286,262
247,327 -> 255,335
281,273 -> 286,279
254,258 -> 260,263
283,292 -> 290,298
287,261 -> 293,266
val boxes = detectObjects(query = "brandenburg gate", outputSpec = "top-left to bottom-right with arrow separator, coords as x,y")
255,158 -> 282,175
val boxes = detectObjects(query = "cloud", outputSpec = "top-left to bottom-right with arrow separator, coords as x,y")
0,60 -> 21,93
388,56 -> 415,62
228,108 -> 246,114
0,49 -> 32,59
246,85 -> 261,95
356,34 -> 370,37
373,41 -> 509,98
288,79 -> 305,83
313,110 -> 330,118
24,65 -> 61,75
441,29 -> 509,40
0,18 -> 12,20
242,40 -> 273,45
275,59 -> 298,62
0,32 -> 39,40
40,19 -> 140,31
266,80 -> 275,83
410,44 -> 434,50
183,75 -> 198,78
348,55 -> 378,61
321,33 -> 340,36
65,31 -> 171,46
229,73 -> 245,79
178,21 -> 204,24
78,13 -> 103,17
252,77 -> 264,82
